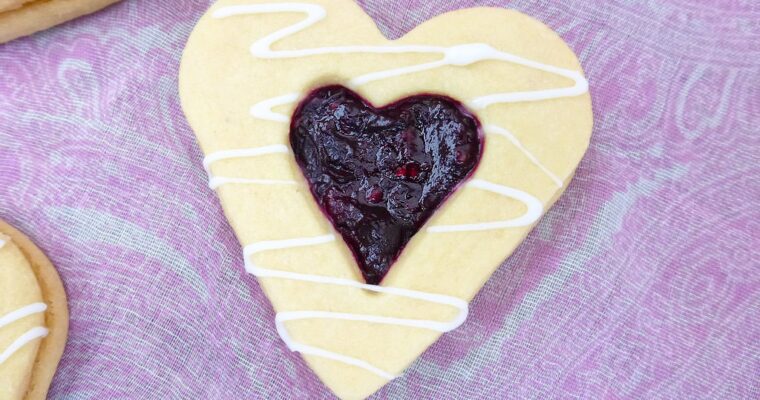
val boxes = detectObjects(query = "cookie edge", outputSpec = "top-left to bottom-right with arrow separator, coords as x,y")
0,220 -> 69,400
0,0 -> 122,44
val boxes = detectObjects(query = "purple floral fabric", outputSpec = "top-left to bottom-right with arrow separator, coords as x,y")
0,0 -> 758,399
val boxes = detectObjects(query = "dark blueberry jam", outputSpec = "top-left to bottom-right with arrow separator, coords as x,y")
290,85 -> 483,284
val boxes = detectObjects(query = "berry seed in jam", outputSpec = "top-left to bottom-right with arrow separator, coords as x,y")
290,85 -> 483,284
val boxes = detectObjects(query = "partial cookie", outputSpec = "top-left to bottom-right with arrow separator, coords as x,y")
0,220 -> 69,400
0,0 -> 32,14
0,0 -> 122,44
181,1 -> 591,398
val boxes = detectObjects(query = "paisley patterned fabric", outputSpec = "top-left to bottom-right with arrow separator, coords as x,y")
0,1 -> 757,398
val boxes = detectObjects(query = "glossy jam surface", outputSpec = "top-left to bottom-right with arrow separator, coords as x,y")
290,85 -> 483,284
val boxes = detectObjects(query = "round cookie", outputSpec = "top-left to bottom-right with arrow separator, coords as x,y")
0,220 -> 68,400
0,0 -> 122,44
181,1 -> 592,399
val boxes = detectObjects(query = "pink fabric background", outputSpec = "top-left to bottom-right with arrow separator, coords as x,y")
0,0 -> 758,399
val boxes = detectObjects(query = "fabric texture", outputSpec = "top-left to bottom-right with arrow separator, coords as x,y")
0,0 -> 758,399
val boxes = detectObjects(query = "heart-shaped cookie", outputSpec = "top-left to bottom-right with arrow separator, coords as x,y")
180,1 -> 592,398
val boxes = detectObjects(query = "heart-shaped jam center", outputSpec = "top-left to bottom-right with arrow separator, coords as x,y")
290,85 -> 483,284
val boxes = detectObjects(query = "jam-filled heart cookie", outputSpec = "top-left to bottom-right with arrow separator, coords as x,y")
180,1 -> 592,398
0,220 -> 68,400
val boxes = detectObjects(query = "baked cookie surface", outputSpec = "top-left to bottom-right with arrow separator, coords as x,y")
0,0 -> 122,44
0,220 -> 68,400
0,0 -> 31,13
180,1 -> 592,398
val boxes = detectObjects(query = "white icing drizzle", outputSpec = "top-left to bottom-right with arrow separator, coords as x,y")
205,2 -> 590,378
203,144 -> 296,189
0,238 -> 5,249
485,125 -> 564,188
0,303 -> 48,366
243,235 -> 468,379
0,328 -> 49,366
213,4 -> 446,58
206,2 -> 586,189
250,93 -> 300,122
428,179 -> 543,233
0,303 -> 47,329
209,176 -> 296,189
212,3 -> 587,118
244,234 -> 335,258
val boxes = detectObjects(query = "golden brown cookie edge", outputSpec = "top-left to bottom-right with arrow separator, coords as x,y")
0,0 -> 123,44
0,220 -> 69,400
